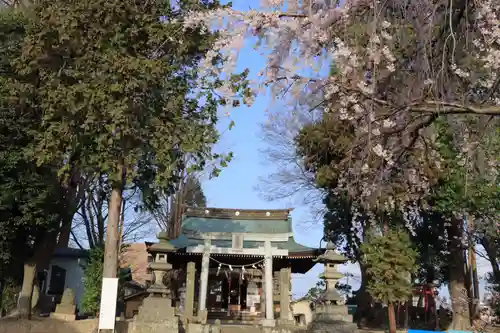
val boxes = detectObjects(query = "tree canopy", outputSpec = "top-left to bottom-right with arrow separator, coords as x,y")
7,0 -> 246,283
0,8 -> 66,279
17,0 -> 228,189
0,0 -> 245,316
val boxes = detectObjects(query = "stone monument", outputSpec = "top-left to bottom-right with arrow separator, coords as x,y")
182,261 -> 196,326
278,268 -> 294,326
131,233 -> 178,333
51,288 -> 76,321
308,242 -> 357,333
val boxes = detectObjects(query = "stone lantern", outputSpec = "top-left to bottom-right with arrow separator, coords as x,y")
314,242 -> 347,307
131,232 -> 178,333
147,232 -> 177,297
311,242 -> 357,331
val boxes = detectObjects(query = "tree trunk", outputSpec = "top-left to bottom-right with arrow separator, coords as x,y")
0,274 -> 4,318
464,257 -> 473,322
465,247 -> 480,320
17,164 -> 81,319
57,221 -> 71,248
481,235 -> 500,282
174,186 -> 184,238
17,227 -> 59,318
388,302 -> 397,333
17,261 -> 36,319
103,186 -> 123,279
467,215 -> 480,319
354,263 -> 373,327
404,298 -> 410,329
448,219 -> 470,330
449,278 -> 470,330
100,182 -> 123,333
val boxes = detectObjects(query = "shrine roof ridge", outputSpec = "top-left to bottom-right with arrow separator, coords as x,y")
184,207 -> 293,220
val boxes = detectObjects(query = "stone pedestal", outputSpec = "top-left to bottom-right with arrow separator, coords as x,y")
50,288 -> 76,321
308,317 -> 358,333
198,309 -> 208,324
187,323 -> 212,333
262,318 -> 276,327
132,296 -> 178,333
211,319 -> 221,333
314,303 -> 353,322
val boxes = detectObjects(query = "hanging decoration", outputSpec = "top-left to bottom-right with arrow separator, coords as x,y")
210,256 -> 265,283
209,256 -> 265,269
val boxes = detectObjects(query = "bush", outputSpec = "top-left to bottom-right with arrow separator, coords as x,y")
1,279 -> 21,315
80,245 -> 133,316
80,247 -> 104,316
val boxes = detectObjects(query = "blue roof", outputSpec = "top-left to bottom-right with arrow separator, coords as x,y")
181,216 -> 292,234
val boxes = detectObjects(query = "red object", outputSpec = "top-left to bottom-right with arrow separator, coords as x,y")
422,287 -> 434,312
412,284 -> 435,312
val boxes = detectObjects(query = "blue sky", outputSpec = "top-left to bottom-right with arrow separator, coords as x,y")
200,0 -> 359,298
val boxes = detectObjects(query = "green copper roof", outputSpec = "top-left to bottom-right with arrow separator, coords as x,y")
180,216 -> 292,234
165,212 -> 317,254
168,234 -> 315,254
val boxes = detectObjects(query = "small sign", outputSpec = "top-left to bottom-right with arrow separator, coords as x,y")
247,294 -> 261,306
98,278 -> 119,330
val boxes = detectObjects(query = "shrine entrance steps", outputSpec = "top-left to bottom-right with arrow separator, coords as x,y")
212,323 -> 303,333
218,324 -> 263,333
207,311 -> 262,325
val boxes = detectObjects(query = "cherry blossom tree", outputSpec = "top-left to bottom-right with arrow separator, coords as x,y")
184,2 -> 499,329
183,0 -> 500,214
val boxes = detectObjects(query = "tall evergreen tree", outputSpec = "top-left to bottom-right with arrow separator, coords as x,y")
0,8 -> 69,315
361,229 -> 418,333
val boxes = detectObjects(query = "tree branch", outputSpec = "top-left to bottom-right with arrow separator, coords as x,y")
411,102 -> 500,115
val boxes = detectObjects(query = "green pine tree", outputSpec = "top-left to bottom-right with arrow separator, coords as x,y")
361,228 -> 418,333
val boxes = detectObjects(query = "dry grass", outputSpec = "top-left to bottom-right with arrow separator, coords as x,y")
0,317 -> 131,333
0,317 -> 96,333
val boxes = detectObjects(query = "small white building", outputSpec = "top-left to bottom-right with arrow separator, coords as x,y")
291,299 -> 314,326
44,247 -> 88,312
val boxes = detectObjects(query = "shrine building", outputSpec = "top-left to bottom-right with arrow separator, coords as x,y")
146,207 -> 347,327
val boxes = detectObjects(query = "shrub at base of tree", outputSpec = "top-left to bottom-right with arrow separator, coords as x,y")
80,247 -> 104,316
80,245 -> 133,317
